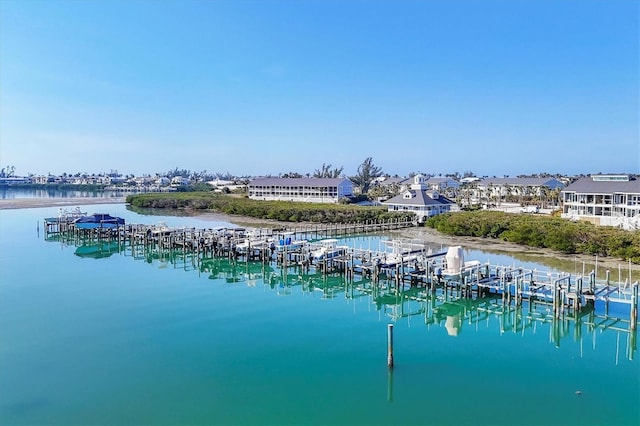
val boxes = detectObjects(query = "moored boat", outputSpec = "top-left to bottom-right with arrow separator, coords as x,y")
311,239 -> 348,262
275,231 -> 307,252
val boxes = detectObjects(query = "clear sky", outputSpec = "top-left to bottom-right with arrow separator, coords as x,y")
1,0 -> 638,178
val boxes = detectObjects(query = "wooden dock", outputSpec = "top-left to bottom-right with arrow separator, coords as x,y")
43,216 -> 639,335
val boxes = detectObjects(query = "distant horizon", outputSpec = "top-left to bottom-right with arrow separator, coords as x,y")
1,0 -> 638,177
3,167 -> 638,180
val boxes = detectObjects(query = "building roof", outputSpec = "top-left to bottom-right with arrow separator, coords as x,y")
249,177 -> 352,187
425,177 -> 457,183
562,175 -> 640,194
383,190 -> 455,207
478,177 -> 564,188
375,177 -> 408,186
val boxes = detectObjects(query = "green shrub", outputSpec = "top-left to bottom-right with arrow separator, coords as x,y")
425,210 -> 639,263
126,193 -> 414,225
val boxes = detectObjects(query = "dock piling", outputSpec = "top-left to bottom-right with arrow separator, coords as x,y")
387,324 -> 394,368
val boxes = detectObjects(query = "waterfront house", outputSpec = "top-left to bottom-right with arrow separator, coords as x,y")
0,176 -> 30,185
33,175 -> 55,184
247,177 -> 353,203
561,174 -> 640,230
382,174 -> 456,222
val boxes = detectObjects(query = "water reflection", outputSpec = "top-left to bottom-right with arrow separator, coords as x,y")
74,241 -> 122,259
0,188 -> 124,199
49,231 -> 638,363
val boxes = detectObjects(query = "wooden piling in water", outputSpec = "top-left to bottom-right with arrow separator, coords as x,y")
631,283 -> 638,331
387,324 -> 394,368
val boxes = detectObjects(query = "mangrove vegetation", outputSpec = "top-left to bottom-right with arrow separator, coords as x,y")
126,193 -> 414,223
426,211 -> 640,263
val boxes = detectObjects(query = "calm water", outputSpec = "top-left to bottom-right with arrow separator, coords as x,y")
1,204 -> 638,425
0,188 -> 134,199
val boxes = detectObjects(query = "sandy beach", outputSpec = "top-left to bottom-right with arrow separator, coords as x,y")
3,197 -> 637,274
0,197 -> 127,210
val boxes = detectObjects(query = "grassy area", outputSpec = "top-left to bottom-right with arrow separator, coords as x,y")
426,211 -> 640,263
126,192 -> 415,223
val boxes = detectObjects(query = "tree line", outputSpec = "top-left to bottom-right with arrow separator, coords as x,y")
425,211 -> 640,263
126,193 -> 414,223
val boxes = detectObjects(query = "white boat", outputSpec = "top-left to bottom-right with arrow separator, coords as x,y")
150,221 -> 173,236
235,236 -> 274,253
377,239 -> 426,268
275,231 -> 307,252
378,252 -> 421,268
311,239 -> 348,262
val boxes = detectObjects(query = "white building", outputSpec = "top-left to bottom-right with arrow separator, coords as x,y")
248,177 -> 353,203
382,174 -> 456,223
476,177 -> 564,198
155,177 -> 171,187
424,177 -> 460,192
170,176 -> 191,187
561,174 -> 640,230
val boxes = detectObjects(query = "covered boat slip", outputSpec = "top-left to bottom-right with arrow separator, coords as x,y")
44,209 -> 125,232
74,213 -> 125,229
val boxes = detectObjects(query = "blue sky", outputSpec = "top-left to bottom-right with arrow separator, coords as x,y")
1,0 -> 638,178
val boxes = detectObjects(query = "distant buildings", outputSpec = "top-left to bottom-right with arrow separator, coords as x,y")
424,177 -> 460,192
206,178 -> 245,193
6,170 -> 640,231
170,176 -> 191,187
561,174 -> 640,230
457,176 -> 565,208
476,177 -> 564,200
247,177 -> 353,203
0,176 -> 30,185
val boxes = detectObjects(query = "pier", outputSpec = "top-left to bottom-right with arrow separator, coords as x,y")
43,214 -> 640,346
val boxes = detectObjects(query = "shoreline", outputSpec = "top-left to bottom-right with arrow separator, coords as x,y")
0,197 -> 127,210
3,197 -> 638,275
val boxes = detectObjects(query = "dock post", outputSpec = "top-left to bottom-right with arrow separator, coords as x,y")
553,283 -> 561,319
606,270 -> 610,286
387,324 -> 394,368
576,277 -> 583,311
631,282 -> 638,331
463,276 -> 468,298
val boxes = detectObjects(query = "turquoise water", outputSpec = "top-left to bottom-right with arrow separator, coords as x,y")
1,205 -> 638,425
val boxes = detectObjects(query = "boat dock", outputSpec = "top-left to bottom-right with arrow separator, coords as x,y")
43,214 -> 639,335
